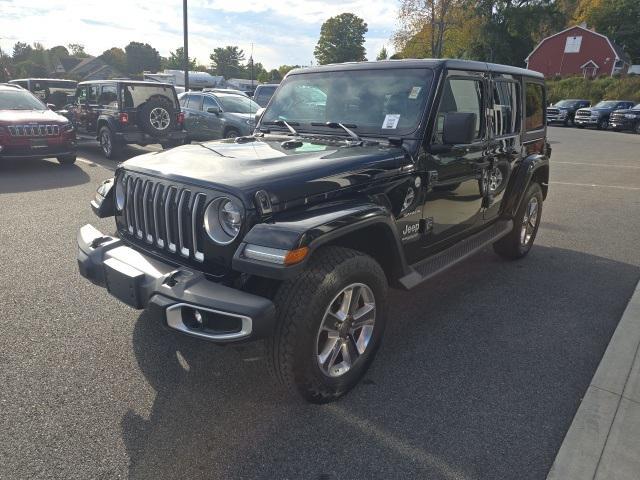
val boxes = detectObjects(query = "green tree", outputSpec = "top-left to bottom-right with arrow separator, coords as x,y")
277,64 -> 300,77
314,13 -> 368,64
209,46 -> 245,78
99,47 -> 127,73
125,42 -> 161,74
68,43 -> 89,58
15,60 -> 48,77
164,47 -> 197,70
376,46 -> 389,60
49,45 -> 69,59
12,42 -> 33,62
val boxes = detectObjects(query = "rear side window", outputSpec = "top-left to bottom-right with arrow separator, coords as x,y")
493,81 -> 519,136
434,77 -> 484,143
525,83 -> 545,130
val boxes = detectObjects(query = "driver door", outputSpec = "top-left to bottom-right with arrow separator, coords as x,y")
202,95 -> 225,140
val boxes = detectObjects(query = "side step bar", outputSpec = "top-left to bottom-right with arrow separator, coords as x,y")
399,220 -> 514,290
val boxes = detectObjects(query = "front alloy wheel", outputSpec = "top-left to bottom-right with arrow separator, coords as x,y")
316,283 -> 376,378
267,246 -> 388,403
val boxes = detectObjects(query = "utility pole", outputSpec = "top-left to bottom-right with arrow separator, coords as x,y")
183,0 -> 189,91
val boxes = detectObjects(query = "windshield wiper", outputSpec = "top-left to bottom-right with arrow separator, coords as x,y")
262,120 -> 299,135
311,122 -> 361,142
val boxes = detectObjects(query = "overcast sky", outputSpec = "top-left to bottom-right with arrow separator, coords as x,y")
0,0 -> 399,69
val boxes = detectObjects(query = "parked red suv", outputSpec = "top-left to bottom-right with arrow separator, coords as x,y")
0,83 -> 76,165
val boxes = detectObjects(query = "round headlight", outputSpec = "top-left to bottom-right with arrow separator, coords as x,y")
115,175 -> 126,211
204,197 -> 243,245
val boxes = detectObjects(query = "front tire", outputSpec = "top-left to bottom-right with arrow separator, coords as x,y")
224,128 -> 241,139
597,118 -> 609,130
267,247 -> 388,403
99,126 -> 122,159
635,123 -> 640,135
493,182 -> 543,260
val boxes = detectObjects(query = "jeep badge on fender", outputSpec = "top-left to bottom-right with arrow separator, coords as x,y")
77,59 -> 550,403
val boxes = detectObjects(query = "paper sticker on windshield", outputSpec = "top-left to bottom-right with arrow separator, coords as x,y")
408,87 -> 422,99
382,114 -> 400,129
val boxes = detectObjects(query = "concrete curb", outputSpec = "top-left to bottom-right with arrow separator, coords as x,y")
547,279 -> 640,480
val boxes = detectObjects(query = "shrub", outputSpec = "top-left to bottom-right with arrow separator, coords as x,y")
547,76 -> 640,104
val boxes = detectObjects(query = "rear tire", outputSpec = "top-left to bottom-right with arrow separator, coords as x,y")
267,246 -> 388,403
99,126 -> 122,159
493,182 -> 543,260
56,155 -> 76,165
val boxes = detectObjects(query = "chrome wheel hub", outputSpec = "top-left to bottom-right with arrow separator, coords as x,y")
316,283 -> 376,378
150,107 -> 170,130
520,196 -> 539,246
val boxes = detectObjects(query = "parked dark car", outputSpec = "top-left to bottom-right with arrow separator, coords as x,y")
546,99 -> 590,126
8,78 -> 77,110
78,59 -> 550,403
253,84 -> 279,107
574,100 -> 636,129
0,83 -> 76,164
66,80 -> 186,159
179,91 -> 260,141
609,104 -> 640,133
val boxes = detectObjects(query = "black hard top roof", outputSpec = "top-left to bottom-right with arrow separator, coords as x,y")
290,59 -> 544,80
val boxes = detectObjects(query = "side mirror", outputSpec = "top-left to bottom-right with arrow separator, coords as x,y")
207,106 -> 221,114
255,107 -> 265,122
47,103 -> 56,110
442,112 -> 477,145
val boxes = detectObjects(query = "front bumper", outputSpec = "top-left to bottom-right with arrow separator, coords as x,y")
609,119 -> 634,130
77,224 -> 276,343
0,142 -> 76,160
116,130 -> 187,145
574,117 -> 599,127
546,114 -> 568,123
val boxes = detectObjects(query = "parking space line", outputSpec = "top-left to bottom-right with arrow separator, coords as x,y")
550,181 -> 640,191
554,161 -> 640,169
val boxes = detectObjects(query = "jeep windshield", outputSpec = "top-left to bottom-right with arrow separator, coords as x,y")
122,84 -> 178,109
0,90 -> 47,110
261,68 -> 434,137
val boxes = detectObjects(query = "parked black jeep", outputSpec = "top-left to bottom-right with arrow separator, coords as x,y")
67,80 -> 186,159
574,100 -> 636,130
546,99 -> 590,127
609,103 -> 640,133
78,60 -> 550,403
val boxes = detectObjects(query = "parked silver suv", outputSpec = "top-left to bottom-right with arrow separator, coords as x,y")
178,91 -> 260,141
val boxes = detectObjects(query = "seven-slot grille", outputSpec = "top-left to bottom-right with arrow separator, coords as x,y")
121,173 -> 207,263
8,124 -> 60,136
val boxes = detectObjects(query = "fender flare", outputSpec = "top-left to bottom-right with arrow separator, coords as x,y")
501,153 -> 549,219
232,200 -> 410,282
96,115 -> 119,140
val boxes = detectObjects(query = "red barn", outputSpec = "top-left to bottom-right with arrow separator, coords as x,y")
525,25 -> 630,78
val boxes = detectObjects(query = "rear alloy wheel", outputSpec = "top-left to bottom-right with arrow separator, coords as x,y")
493,182 -> 543,260
267,246 -> 388,403
99,126 -> 122,159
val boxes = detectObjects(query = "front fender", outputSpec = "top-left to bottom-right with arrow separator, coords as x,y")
501,153 -> 549,218
232,200 -> 408,281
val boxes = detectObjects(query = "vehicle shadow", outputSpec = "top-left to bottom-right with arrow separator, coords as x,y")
0,158 -> 90,194
122,246 -> 639,480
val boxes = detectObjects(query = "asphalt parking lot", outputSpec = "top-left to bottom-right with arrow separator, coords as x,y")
1,128 -> 639,480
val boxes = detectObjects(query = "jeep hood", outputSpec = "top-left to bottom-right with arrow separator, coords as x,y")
122,137 -> 406,208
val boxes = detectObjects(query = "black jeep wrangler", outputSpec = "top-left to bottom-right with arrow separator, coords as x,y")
67,80 -> 186,159
78,60 -> 550,403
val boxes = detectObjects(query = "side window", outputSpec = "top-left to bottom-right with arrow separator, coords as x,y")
434,77 -> 484,144
87,85 -> 99,105
76,87 -> 88,104
189,94 -> 203,111
99,85 -> 118,106
492,81 -> 519,136
202,95 -> 219,111
525,83 -> 545,131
